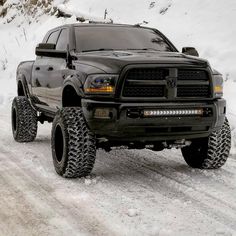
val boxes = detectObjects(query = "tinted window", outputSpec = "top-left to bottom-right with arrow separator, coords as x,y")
47,30 -> 60,44
75,26 -> 173,52
56,28 -> 69,50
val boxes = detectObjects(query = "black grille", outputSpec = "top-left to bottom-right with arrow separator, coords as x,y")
177,85 -> 210,97
122,68 -> 211,98
126,68 -> 168,80
122,68 -> 167,98
178,70 -> 208,80
123,86 -> 165,97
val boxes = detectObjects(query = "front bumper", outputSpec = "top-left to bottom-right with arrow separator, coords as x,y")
82,98 -> 226,142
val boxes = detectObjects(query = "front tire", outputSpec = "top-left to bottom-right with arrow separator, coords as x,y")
11,96 -> 38,142
51,107 -> 96,178
181,117 -> 231,169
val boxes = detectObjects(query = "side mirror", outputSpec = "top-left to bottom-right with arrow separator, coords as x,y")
35,43 -> 67,59
182,47 -> 199,57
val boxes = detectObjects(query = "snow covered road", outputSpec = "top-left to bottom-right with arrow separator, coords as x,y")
1,107 -> 236,236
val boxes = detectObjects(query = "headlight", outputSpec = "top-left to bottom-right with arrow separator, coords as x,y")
213,74 -> 223,98
84,74 -> 118,95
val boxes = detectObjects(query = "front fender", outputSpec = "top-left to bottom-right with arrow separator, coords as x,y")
63,73 -> 85,97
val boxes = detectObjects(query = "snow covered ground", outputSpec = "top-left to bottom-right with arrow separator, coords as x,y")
0,0 -> 236,235
1,109 -> 236,236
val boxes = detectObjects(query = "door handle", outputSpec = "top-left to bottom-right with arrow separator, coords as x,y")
35,67 -> 40,71
48,67 -> 54,71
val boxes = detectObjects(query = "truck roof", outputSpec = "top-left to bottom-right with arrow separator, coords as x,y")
49,22 -> 149,32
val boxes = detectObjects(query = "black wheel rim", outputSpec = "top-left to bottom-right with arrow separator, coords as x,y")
54,124 -> 64,163
12,107 -> 17,133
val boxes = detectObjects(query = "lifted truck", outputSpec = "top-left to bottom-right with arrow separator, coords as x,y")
12,23 -> 231,178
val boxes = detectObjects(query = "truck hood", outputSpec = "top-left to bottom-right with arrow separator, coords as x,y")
75,50 -> 209,74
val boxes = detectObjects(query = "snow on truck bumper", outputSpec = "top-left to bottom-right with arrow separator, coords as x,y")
82,98 -> 226,142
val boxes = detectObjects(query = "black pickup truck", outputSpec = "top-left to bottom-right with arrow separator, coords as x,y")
12,23 -> 231,178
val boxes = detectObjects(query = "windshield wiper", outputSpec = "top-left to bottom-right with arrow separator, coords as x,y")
124,48 -> 161,51
81,48 -> 114,53
81,48 -> 162,53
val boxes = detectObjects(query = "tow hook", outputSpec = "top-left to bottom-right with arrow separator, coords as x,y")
163,140 -> 192,149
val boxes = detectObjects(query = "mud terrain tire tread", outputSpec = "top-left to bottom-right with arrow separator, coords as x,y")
51,107 -> 96,178
182,117 -> 231,169
11,96 -> 38,142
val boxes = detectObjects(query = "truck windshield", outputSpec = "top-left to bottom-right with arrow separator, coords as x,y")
75,26 -> 173,53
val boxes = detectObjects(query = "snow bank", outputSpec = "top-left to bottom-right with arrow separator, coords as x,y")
57,4 -> 112,23
0,0 -> 236,152
0,0 -> 75,106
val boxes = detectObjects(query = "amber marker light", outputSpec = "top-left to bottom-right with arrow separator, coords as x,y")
85,86 -> 114,93
214,85 -> 223,94
213,74 -> 223,98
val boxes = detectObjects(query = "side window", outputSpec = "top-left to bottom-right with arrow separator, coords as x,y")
46,30 -> 60,44
56,28 -> 69,51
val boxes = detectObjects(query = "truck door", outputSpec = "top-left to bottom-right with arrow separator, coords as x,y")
32,29 -> 61,108
46,28 -> 69,111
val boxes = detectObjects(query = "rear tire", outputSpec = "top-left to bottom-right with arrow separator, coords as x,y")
181,117 -> 231,169
51,107 -> 96,178
11,96 -> 38,142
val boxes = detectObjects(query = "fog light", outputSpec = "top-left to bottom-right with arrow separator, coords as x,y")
94,108 -> 111,119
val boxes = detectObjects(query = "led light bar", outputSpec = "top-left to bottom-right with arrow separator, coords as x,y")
143,109 -> 203,117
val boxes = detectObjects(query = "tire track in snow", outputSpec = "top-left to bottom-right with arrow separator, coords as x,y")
94,150 -> 236,234
104,149 -> 236,231
0,117 -> 134,236
0,146 -> 123,236
137,149 -> 236,194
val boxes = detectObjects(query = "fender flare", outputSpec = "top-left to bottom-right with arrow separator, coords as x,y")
62,74 -> 85,98
16,74 -> 38,111
16,74 -> 30,98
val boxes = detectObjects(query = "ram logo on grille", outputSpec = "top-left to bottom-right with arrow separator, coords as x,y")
166,77 -> 177,88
